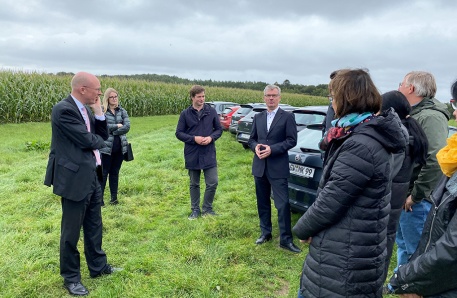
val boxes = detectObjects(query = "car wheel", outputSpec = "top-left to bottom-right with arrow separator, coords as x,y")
242,143 -> 249,149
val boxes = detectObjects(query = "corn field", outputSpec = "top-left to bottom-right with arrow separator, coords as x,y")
0,70 -> 328,124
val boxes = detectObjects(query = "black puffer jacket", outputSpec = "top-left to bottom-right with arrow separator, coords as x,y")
383,128 -> 414,281
390,172 -> 457,297
293,110 -> 407,297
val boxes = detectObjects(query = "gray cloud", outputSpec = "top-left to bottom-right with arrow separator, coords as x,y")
1,0 -> 456,101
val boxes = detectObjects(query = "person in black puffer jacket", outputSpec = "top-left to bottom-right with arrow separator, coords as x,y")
380,91 -> 428,283
386,79 -> 457,298
99,88 -> 131,205
293,69 -> 407,298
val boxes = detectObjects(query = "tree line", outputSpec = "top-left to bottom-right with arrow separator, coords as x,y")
55,72 -> 329,97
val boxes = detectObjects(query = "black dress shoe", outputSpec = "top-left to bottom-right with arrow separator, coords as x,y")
280,242 -> 302,253
255,234 -> 272,245
64,281 -> 89,296
90,264 -> 123,278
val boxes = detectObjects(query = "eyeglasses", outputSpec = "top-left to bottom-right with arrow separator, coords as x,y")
451,99 -> 457,110
108,95 -> 118,99
83,86 -> 102,92
264,94 -> 279,98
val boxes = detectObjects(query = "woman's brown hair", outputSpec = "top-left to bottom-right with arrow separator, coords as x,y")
329,68 -> 382,118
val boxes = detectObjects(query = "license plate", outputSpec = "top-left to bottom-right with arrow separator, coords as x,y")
289,163 -> 315,178
239,133 -> 250,139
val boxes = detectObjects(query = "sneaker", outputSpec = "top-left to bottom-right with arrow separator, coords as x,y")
188,210 -> 200,220
202,210 -> 219,216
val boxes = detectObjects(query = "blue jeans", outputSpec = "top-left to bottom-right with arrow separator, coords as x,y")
396,200 -> 432,267
297,289 -> 304,298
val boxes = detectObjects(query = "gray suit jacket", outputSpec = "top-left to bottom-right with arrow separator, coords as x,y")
44,95 -> 108,201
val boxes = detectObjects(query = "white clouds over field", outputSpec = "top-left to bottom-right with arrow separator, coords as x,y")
1,0 -> 456,100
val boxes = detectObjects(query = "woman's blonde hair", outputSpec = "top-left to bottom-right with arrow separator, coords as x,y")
102,88 -> 118,112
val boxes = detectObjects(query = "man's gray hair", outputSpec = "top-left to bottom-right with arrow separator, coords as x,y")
405,71 -> 437,98
264,84 -> 281,95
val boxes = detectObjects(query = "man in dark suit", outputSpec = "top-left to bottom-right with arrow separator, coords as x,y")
44,72 -> 120,296
248,84 -> 301,253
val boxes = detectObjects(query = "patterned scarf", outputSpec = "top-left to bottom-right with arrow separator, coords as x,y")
319,112 -> 374,151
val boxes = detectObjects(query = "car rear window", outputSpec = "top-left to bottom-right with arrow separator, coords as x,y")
295,113 -> 325,125
293,128 -> 323,151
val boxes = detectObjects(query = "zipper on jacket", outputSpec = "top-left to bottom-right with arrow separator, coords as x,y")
425,193 -> 453,251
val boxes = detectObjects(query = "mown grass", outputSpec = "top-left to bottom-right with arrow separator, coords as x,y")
0,115 -> 401,297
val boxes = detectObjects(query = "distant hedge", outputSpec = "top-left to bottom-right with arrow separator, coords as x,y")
0,70 -> 327,124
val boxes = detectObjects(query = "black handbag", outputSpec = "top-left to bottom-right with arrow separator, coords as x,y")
124,143 -> 134,161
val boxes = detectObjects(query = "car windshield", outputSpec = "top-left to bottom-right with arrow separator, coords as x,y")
294,113 -> 325,126
292,127 -> 323,151
237,107 -> 254,116
222,107 -> 233,115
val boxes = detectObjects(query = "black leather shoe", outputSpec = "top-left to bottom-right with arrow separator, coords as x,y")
280,242 -> 302,253
64,281 -> 89,296
255,234 -> 272,245
90,264 -> 123,278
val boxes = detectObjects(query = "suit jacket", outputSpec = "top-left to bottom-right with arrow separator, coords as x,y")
44,95 -> 108,201
248,108 -> 297,178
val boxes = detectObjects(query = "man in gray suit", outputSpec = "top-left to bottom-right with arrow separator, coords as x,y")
45,72 -> 120,296
248,84 -> 301,253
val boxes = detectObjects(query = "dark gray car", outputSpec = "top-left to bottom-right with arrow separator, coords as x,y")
229,103 -> 265,134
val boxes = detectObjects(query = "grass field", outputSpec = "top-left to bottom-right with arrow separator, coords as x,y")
0,115 -> 401,297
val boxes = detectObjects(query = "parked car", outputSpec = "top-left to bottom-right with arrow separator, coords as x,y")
229,103 -> 265,134
220,106 -> 240,130
287,124 -> 325,213
236,105 -> 295,149
287,121 -> 457,214
293,106 -> 328,131
206,101 -> 238,116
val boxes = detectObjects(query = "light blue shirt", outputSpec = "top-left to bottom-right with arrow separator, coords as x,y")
266,106 -> 279,131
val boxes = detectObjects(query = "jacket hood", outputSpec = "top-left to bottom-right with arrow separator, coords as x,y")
353,108 -> 407,154
412,97 -> 450,121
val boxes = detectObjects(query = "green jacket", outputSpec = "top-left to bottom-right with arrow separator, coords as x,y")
409,97 -> 450,203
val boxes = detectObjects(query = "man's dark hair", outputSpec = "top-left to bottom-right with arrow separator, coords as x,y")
189,85 -> 205,98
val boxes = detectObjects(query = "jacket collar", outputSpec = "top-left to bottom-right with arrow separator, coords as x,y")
447,171 -> 457,197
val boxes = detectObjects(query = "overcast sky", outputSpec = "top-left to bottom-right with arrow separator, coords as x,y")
1,0 -> 456,101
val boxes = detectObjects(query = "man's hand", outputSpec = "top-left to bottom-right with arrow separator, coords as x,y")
403,195 -> 415,212
399,294 -> 422,298
255,144 -> 271,159
195,136 -> 212,145
89,96 -> 103,116
299,237 -> 312,244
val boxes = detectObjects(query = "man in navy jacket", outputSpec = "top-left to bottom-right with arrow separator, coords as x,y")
176,85 -> 222,220
248,84 -> 300,253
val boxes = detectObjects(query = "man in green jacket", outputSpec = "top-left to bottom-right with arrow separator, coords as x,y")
395,71 -> 450,268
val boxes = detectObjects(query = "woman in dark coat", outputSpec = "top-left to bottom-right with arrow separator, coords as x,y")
293,69 -> 407,297
100,88 -> 130,205
381,91 -> 428,282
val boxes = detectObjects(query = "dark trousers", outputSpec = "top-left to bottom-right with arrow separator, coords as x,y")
101,150 -> 124,201
60,174 -> 107,282
188,167 -> 218,212
254,173 -> 292,244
